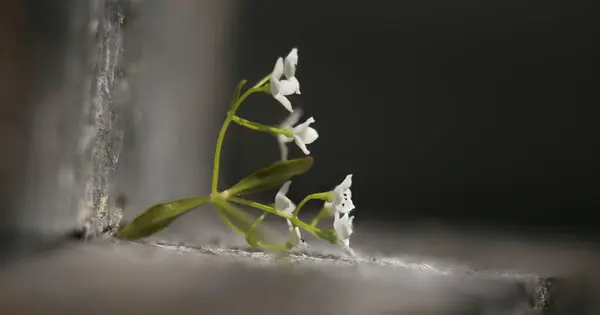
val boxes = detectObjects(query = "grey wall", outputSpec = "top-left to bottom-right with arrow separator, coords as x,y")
3,0 -> 238,240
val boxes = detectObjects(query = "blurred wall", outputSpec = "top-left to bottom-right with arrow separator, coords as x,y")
116,0 -> 238,240
1,0 -> 238,239
0,0 -> 41,233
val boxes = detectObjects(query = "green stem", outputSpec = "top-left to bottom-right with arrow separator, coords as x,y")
310,207 -> 329,227
249,212 -> 268,235
215,206 -> 245,235
211,73 -> 272,195
292,192 -> 330,218
211,88 -> 265,195
252,74 -> 271,89
228,197 -> 316,235
231,116 -> 293,137
217,199 -> 290,250
211,118 -> 231,195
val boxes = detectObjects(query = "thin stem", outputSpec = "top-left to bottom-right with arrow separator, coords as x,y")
252,74 -> 271,89
231,116 -> 293,137
211,118 -> 231,195
216,198 -> 290,250
211,88 -> 264,195
310,208 -> 329,227
228,197 -> 316,235
215,206 -> 245,235
292,192 -> 330,217
248,212 -> 268,235
211,73 -> 272,195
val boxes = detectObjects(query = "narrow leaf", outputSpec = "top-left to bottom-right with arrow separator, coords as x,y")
118,196 -> 210,240
225,157 -> 313,196
213,198 -> 275,247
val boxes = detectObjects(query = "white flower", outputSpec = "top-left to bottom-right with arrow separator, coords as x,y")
276,110 -> 319,160
284,48 -> 298,80
288,224 -> 304,246
334,211 -> 355,252
324,174 -> 355,215
274,181 -> 305,246
283,48 -> 300,93
275,181 -> 295,214
270,48 -> 301,113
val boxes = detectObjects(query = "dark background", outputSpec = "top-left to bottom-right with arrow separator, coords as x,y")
226,0 -> 600,238
1,0 -> 598,240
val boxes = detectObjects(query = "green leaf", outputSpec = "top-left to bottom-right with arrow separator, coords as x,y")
225,157 -> 314,196
118,196 -> 210,240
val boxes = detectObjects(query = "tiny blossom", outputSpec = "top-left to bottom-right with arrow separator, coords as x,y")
283,48 -> 300,94
270,48 -> 301,113
324,174 -> 355,215
274,181 -> 305,246
276,109 -> 319,160
333,210 -> 355,250
275,181 -> 295,214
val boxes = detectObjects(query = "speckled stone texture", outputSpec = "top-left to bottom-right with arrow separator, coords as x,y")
0,237 -> 558,315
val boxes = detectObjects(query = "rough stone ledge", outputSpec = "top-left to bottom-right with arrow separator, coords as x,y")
136,239 -> 553,315
0,237 -> 559,315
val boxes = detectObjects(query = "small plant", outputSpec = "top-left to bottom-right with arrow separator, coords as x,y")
118,48 -> 357,256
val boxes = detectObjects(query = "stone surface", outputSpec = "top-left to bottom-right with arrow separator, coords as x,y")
0,237 -> 555,315
3,221 -> 600,315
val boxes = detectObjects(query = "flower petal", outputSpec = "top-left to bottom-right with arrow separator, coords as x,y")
284,48 -> 298,79
297,127 -> 318,145
323,201 -> 336,216
293,135 -> 311,155
293,226 -> 303,245
269,58 -> 284,96
275,182 -> 296,214
340,240 -> 355,256
271,57 -> 284,80
338,198 -> 355,214
294,117 -> 315,133
340,174 -> 353,190
278,180 -> 292,196
289,77 -> 301,94
273,94 -> 293,113
270,79 -> 279,96
334,212 -> 354,241
278,78 -> 300,96
274,194 -> 292,212
333,212 -> 348,240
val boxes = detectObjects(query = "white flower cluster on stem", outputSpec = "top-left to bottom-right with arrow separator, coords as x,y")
274,181 -> 305,247
268,49 -> 319,161
268,48 -> 356,256
270,48 -> 300,113
328,175 -> 356,255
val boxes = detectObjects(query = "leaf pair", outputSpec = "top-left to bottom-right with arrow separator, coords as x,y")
118,157 -> 314,240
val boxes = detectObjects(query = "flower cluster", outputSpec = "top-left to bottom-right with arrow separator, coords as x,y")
268,48 -> 356,255
116,47 -> 358,257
